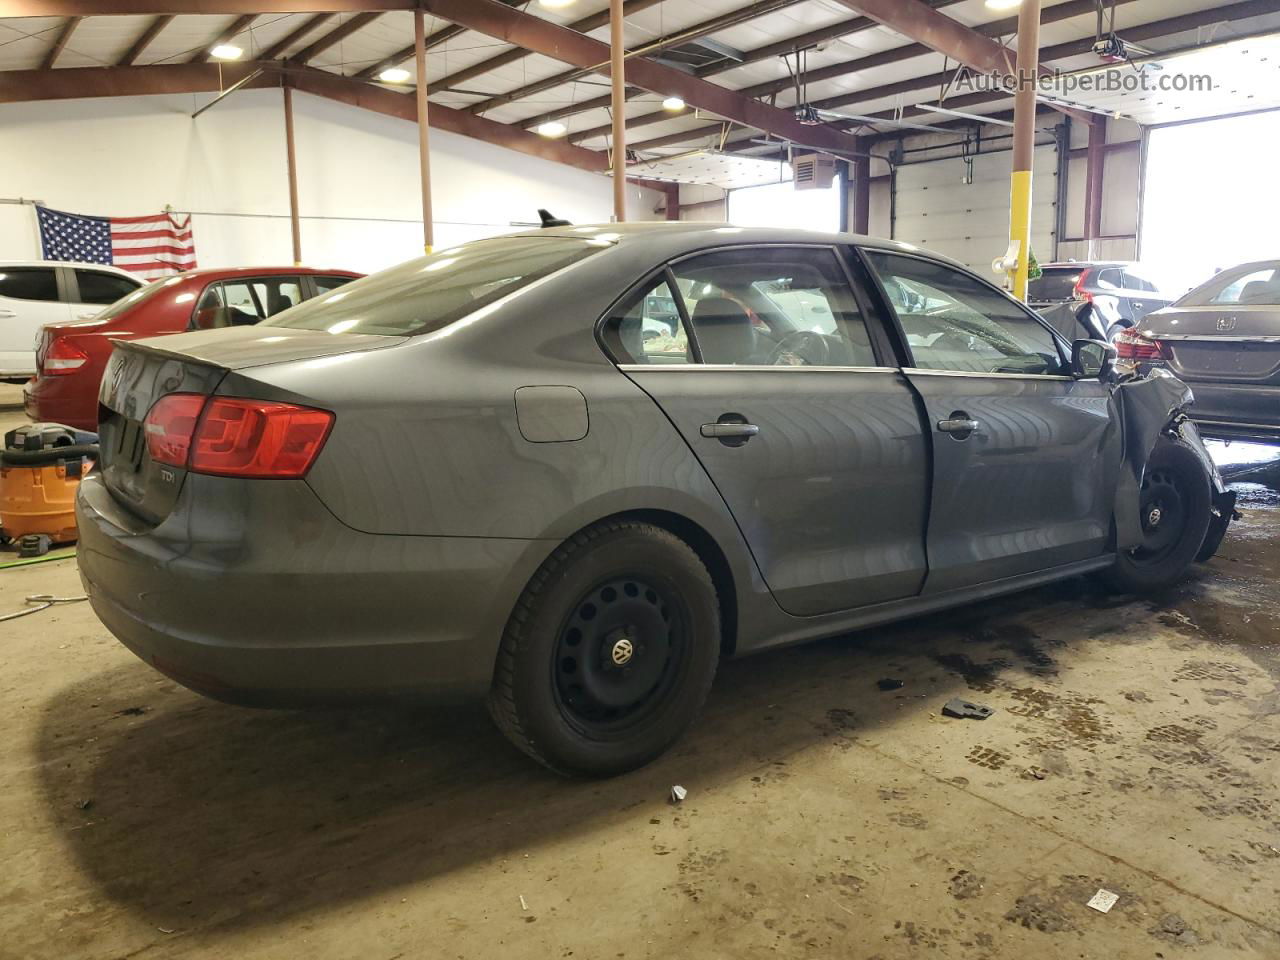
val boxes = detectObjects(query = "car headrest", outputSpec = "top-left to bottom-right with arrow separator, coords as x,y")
692,297 -> 754,364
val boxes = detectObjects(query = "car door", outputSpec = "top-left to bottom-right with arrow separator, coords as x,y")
69,268 -> 144,320
863,250 -> 1120,595
606,244 -> 930,617
1120,266 -> 1167,322
0,266 -> 74,375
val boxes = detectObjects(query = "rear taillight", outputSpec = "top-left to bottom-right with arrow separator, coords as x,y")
1072,269 -> 1094,303
144,394 -> 206,467
42,337 -> 89,375
143,393 -> 334,478
1113,327 -> 1163,361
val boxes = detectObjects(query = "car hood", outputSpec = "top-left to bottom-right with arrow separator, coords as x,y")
1141,304 -> 1280,340
124,325 -> 405,370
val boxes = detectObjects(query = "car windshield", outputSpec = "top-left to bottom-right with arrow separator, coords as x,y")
1176,261 -> 1280,307
1027,268 -> 1082,302
266,236 -> 604,337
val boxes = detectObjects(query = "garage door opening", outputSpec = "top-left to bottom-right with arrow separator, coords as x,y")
727,174 -> 841,233
1141,109 -> 1280,295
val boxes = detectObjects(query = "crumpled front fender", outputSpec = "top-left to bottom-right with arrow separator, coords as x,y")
1112,368 -> 1229,550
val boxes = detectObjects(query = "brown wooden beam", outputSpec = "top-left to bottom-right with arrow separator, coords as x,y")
0,1 -> 407,12
259,13 -> 333,61
42,16 -> 81,70
832,0 -> 1017,76
420,0 -> 865,156
192,13 -> 256,63
117,14 -> 172,66
0,61 -> 610,174
434,0 -> 664,99
1083,117 -> 1105,241
290,11 -> 380,65
282,84 -> 303,264
351,22 -> 467,81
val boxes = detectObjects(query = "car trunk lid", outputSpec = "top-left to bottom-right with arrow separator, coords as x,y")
96,327 -> 400,524
1146,306 -> 1280,382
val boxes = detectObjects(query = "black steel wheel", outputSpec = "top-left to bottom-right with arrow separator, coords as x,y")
1104,439 -> 1211,592
489,520 -> 720,777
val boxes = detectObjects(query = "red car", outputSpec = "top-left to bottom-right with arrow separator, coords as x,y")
25,266 -> 362,430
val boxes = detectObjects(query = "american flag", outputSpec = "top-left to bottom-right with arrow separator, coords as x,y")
36,206 -> 198,280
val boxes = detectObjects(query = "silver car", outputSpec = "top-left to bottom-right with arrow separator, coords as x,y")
76,225 -> 1233,776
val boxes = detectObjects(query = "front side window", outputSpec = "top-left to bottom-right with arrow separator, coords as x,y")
601,278 -> 690,365
74,269 -> 140,306
0,267 -> 58,303
669,247 -> 877,367
868,252 -> 1065,375
313,275 -> 355,296
268,236 -> 602,337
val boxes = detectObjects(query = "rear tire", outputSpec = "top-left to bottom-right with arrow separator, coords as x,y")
488,520 -> 720,777
1104,439 -> 1212,592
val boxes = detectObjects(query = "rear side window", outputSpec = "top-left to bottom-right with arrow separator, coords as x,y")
869,252 -> 1065,376
74,269 -> 140,305
0,267 -> 59,302
601,278 -> 691,365
267,236 -> 602,337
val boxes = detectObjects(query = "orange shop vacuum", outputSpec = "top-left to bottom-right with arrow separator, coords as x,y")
0,424 -> 99,557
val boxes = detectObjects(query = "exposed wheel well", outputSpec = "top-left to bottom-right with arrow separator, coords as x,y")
572,509 -> 739,657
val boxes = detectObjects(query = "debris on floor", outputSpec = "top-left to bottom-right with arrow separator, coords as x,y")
941,698 -> 994,720
519,895 -> 528,911
876,678 -> 904,691
669,784 -> 687,803
1086,888 -> 1119,914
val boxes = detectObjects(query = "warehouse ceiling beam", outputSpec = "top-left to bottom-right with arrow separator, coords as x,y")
258,13 -> 333,61
41,16 -> 81,70
289,11 -> 380,65
0,1 -> 410,12
117,14 -> 173,65
419,0 -> 865,156
431,0 -> 665,98
351,22 -> 463,80
192,13 -> 257,63
463,0 -> 796,117
0,61 -> 610,174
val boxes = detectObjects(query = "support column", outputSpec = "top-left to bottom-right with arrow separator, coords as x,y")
1005,0 -> 1041,302
282,84 -> 302,266
414,9 -> 435,252
1083,116 -> 1105,249
665,182 -> 679,221
852,140 -> 870,235
609,0 -> 626,222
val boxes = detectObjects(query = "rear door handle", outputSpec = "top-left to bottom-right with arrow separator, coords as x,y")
701,422 -> 760,439
76,311 -> 98,319
0,309 -> 15,318
937,416 -> 979,438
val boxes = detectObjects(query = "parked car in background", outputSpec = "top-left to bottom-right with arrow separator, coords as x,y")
1029,262 -> 1173,338
75,225 -> 1231,777
1117,259 -> 1280,443
0,261 -> 143,380
25,266 -> 361,430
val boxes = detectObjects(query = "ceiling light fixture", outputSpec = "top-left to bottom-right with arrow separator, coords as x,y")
539,0 -> 576,8
536,121 -> 568,138
662,96 -> 686,111
984,0 -> 1022,9
379,67 -> 411,83
210,43 -> 243,60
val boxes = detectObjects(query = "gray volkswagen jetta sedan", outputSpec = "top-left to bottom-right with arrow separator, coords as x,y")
77,224 -> 1234,776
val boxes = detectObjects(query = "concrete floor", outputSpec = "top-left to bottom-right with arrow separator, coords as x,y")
2,387 -> 1278,960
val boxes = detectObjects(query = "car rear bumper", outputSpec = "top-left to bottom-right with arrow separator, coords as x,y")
1178,380 -> 1280,444
76,471 -> 556,706
23,372 -> 97,430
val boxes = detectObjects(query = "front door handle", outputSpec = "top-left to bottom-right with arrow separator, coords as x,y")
701,422 -> 760,439
76,311 -> 99,320
0,309 -> 15,318
937,414 -> 979,439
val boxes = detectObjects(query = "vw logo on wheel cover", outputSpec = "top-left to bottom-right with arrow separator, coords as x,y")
611,637 -> 634,666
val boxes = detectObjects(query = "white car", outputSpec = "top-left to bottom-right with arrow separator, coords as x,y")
0,261 -> 144,380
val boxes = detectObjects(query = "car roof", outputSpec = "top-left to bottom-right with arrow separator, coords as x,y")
0,259 -> 139,274
173,266 -> 362,279
497,221 -> 971,271
1039,261 -> 1131,269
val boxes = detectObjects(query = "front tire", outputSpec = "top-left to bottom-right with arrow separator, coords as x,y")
488,520 -> 720,777
1104,439 -> 1212,592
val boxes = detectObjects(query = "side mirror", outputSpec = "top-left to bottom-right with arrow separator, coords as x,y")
1071,338 -> 1116,379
